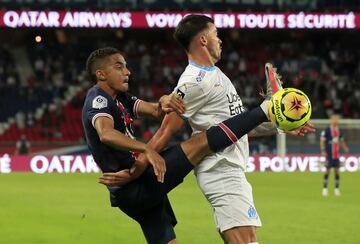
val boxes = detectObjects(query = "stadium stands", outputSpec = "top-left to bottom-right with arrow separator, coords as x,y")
0,0 -> 359,156
1,29 -> 360,147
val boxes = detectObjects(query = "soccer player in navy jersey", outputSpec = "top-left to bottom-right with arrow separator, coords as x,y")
320,113 -> 349,196
83,47 -> 313,244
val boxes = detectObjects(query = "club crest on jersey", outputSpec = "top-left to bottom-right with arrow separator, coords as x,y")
248,206 -> 258,219
176,89 -> 185,99
92,95 -> 108,109
196,70 -> 206,82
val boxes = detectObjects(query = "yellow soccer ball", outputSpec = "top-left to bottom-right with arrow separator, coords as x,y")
268,88 -> 312,131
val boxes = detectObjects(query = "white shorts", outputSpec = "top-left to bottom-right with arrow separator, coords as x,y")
195,163 -> 262,232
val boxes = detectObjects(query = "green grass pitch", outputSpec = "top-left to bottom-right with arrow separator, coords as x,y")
0,172 -> 359,243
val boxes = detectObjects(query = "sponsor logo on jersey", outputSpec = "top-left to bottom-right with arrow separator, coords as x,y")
92,95 -> 108,109
226,92 -> 245,116
176,88 -> 185,99
196,70 -> 206,82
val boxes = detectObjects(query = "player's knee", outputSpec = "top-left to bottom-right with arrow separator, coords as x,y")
181,132 -> 211,165
222,226 -> 257,244
247,228 -> 257,243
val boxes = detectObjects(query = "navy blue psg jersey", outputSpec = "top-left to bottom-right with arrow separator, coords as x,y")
82,86 -> 141,172
321,127 -> 343,160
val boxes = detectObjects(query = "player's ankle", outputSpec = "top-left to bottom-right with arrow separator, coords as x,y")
260,100 -> 269,119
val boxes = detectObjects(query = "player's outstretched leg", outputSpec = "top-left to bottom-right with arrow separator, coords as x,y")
206,106 -> 268,152
181,104 -> 269,165
182,63 -> 285,163
206,63 -> 283,153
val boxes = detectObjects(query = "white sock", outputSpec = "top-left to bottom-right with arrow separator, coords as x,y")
260,100 -> 269,119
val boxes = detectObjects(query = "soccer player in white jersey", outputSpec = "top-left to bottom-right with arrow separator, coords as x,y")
150,15 -> 263,243
137,15 -> 313,243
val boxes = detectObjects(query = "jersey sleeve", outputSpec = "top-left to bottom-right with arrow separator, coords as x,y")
123,93 -> 141,118
86,94 -> 114,128
173,79 -> 208,120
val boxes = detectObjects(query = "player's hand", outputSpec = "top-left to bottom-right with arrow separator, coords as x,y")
159,93 -> 186,114
144,146 -> 166,183
321,151 -> 327,157
98,169 -> 132,186
286,121 -> 316,136
129,154 -> 149,179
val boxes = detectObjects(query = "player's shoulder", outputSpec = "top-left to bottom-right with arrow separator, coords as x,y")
85,86 -> 112,109
178,62 -> 217,85
86,86 -> 108,99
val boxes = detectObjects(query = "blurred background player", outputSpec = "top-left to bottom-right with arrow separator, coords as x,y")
320,112 -> 349,196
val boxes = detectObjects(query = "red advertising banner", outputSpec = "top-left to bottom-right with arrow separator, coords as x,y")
0,154 -> 100,173
0,11 -> 358,29
0,154 -> 359,173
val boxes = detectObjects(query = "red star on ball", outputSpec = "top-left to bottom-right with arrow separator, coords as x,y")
289,96 -> 305,111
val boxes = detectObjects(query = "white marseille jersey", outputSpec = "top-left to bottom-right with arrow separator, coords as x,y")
174,61 -> 249,172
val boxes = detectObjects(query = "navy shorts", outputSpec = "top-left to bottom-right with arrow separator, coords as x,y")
326,158 -> 340,169
108,145 -> 194,244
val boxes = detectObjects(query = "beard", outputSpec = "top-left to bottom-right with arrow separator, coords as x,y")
207,43 -> 221,63
210,49 -> 221,63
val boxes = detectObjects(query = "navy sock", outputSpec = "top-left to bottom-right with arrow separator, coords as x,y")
206,106 -> 268,152
323,173 -> 329,188
335,173 -> 340,188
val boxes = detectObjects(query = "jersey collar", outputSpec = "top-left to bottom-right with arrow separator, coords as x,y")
189,60 -> 216,71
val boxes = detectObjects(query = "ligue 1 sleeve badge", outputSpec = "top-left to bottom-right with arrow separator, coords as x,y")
92,95 -> 108,109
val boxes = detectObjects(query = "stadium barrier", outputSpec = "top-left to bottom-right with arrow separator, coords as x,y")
1,154 -> 359,173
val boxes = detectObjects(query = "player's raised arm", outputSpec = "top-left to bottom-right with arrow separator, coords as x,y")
129,112 -> 186,179
149,112 -> 185,150
136,93 -> 185,120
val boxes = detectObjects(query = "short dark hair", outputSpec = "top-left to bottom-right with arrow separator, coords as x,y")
86,47 -> 120,83
173,14 -> 214,52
